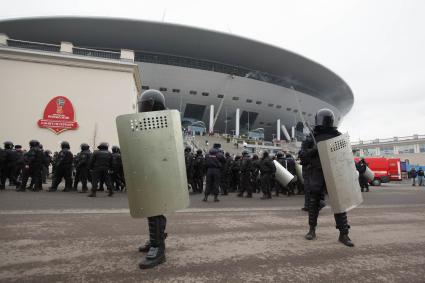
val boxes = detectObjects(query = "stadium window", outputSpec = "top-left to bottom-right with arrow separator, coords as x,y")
190,90 -> 197,95
256,101 -> 262,105
293,109 -> 298,113
172,89 -> 180,93
266,122 -> 272,126
259,122 -> 264,125
268,103 -> 274,107
159,87 -> 167,92
246,99 -> 253,103
302,112 -> 306,115
202,92 -> 209,96
232,97 -> 239,101
286,107 -> 292,111
308,113 -> 312,117
217,94 -> 224,98
276,105 -> 282,109
142,85 -> 149,90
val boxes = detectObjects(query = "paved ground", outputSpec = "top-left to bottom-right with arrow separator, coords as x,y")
1,181 -> 425,282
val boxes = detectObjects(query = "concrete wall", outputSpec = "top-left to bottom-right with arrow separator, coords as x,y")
0,49 -> 139,153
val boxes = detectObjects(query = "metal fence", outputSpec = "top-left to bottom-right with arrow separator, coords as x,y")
7,39 -> 60,52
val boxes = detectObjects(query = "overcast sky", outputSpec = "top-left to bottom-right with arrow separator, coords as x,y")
2,0 -> 425,141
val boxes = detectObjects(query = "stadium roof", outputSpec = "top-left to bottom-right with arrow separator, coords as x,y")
0,16 -> 354,114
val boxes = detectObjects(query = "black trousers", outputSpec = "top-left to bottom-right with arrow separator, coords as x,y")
193,173 -> 204,193
21,166 -> 42,190
239,173 -> 252,196
91,169 -> 113,192
261,173 -> 273,197
205,168 -> 220,196
51,165 -> 72,190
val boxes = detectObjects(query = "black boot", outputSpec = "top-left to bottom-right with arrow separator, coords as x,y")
107,189 -> 114,197
306,196 -> 320,240
202,194 -> 208,202
139,216 -> 166,269
214,195 -> 219,202
88,189 -> 96,197
335,213 -> 354,247
339,233 -> 354,247
305,226 -> 316,240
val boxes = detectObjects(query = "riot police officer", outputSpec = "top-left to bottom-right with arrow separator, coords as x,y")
222,152 -> 233,195
111,146 -> 125,191
0,141 -> 19,188
203,147 -> 225,202
49,141 -> 73,192
137,89 -> 168,269
192,149 -> 205,193
74,143 -> 92,193
88,142 -> 114,197
19,140 -> 44,191
231,155 -> 241,192
259,151 -> 276,199
301,108 -> 354,247
0,145 -> 5,189
238,150 -> 252,198
356,158 -> 369,192
184,146 -> 195,192
284,153 -> 297,196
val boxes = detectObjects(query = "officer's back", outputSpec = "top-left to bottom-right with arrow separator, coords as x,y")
91,148 -> 112,171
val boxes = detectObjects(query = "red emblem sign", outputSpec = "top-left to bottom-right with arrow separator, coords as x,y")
37,96 -> 78,134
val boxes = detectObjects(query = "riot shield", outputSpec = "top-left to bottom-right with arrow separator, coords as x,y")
295,163 -> 304,184
364,166 -> 375,181
273,160 -> 295,187
317,133 -> 363,213
116,110 -> 189,218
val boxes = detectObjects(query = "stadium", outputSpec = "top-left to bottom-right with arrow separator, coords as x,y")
0,16 -> 353,141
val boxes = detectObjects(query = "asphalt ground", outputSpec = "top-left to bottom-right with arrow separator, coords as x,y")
1,181 -> 425,282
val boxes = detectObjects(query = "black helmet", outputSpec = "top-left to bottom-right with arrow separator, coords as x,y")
285,153 -> 292,158
45,150 -> 52,155
185,146 -> 192,153
39,144 -> 44,150
97,142 -> 109,150
80,143 -> 90,150
29,140 -> 40,147
14,145 -> 22,150
235,155 -> 241,161
276,152 -> 284,158
196,149 -> 203,155
315,108 -> 335,128
242,150 -> 250,156
138,89 -> 166,112
252,154 -> 259,160
262,150 -> 269,158
60,141 -> 70,149
4,141 -> 13,149
225,152 -> 230,157
112,145 -> 120,153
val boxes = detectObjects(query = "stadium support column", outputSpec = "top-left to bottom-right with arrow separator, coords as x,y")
235,108 -> 240,137
276,119 -> 281,141
209,105 -> 214,134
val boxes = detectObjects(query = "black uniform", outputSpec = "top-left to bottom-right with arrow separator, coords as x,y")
184,148 -> 195,192
0,147 -> 5,189
74,145 -> 92,192
301,108 -> 354,247
19,141 -> 44,191
1,143 -> 20,187
250,155 -> 261,194
88,144 -> 114,197
49,143 -> 73,192
111,147 -> 125,191
231,155 -> 241,192
238,153 -> 252,197
192,151 -> 205,193
356,160 -> 369,192
259,152 -> 276,199
42,151 -> 52,184
203,148 -> 225,202
14,146 -> 25,185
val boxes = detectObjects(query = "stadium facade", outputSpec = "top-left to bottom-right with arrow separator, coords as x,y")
0,17 -> 354,141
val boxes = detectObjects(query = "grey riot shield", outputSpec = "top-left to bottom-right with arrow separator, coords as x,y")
116,110 -> 189,218
317,133 -> 363,213
273,160 -> 295,187
295,163 -> 304,184
364,166 -> 375,181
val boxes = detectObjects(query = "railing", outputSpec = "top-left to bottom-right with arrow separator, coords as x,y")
7,39 -> 60,52
352,134 -> 425,146
72,47 -> 120,60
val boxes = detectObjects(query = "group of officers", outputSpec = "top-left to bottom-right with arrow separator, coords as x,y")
0,140 -> 125,197
184,146 -> 301,202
